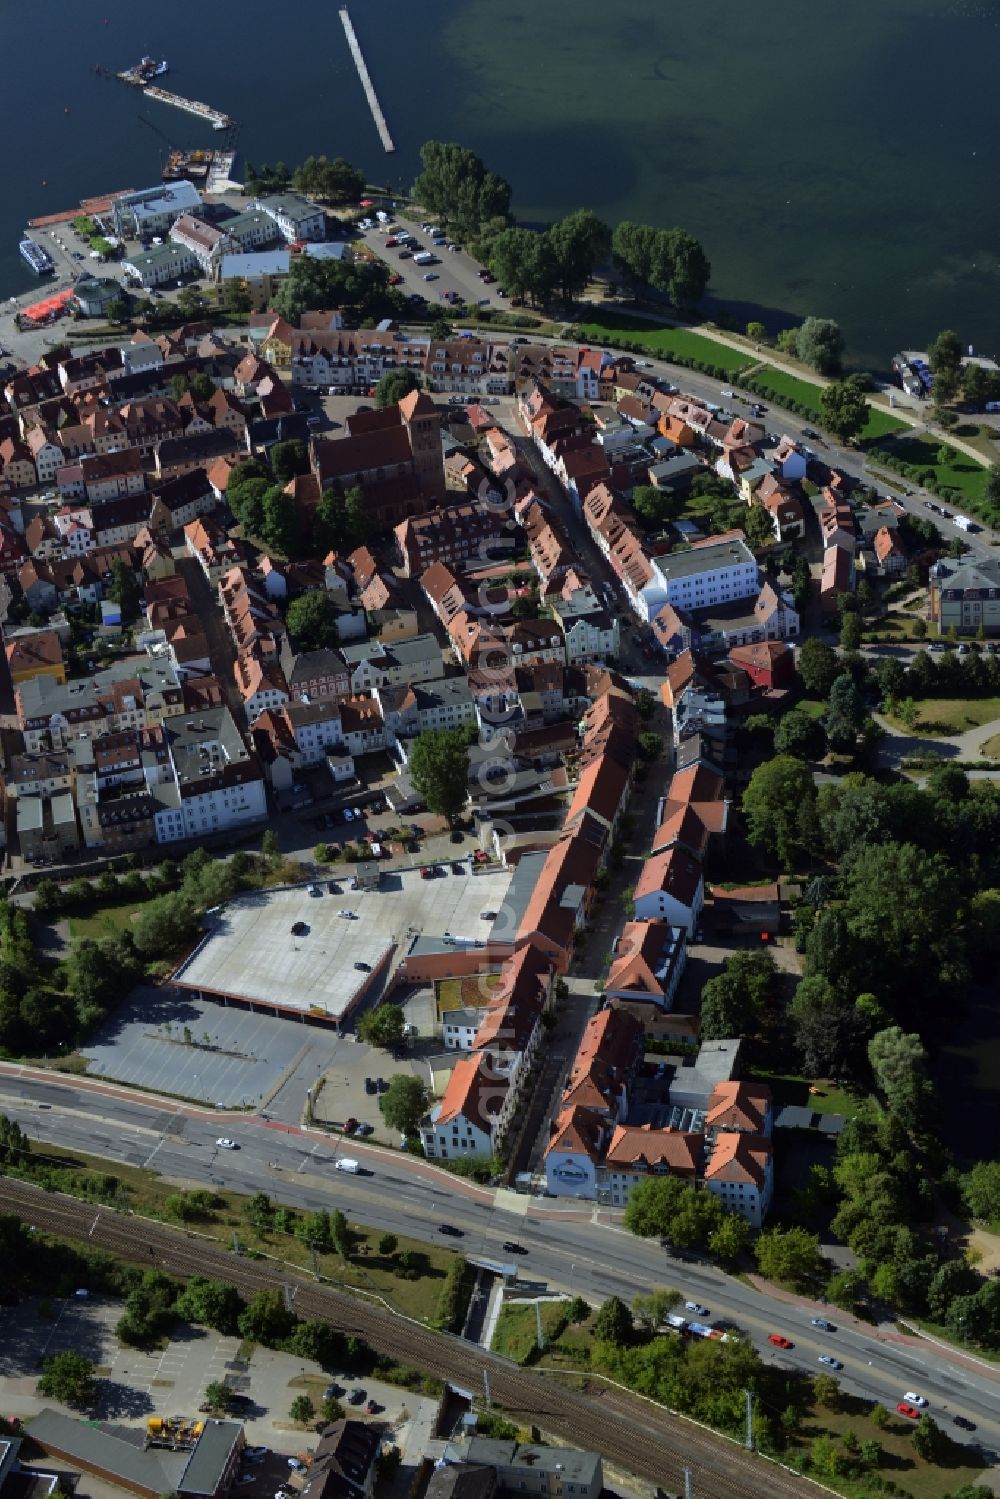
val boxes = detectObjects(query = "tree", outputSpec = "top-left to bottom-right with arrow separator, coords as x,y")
409,728 -> 469,822
174,1278 -> 244,1334
292,154 -> 365,203
623,1175 -> 687,1238
262,830 -> 280,862
286,591 -> 340,652
260,485 -> 300,555
743,504 -> 775,550
742,755 -> 818,867
109,559 -> 140,622
37,1350 -> 96,1409
911,1414 -> 948,1462
270,439 -> 309,482
379,1075 -> 427,1134
746,321 -> 766,344
838,610 -> 863,652
631,484 -> 679,530
593,1295 -> 633,1346
825,673 -> 866,754
289,1394 -> 315,1425
700,950 -> 775,1039
631,1286 -> 681,1330
797,638 -> 839,696
709,1214 -> 751,1265
868,1026 -> 928,1122
357,1003 -> 405,1050
321,1395 -> 345,1424
811,1373 -> 842,1410
132,892 -> 198,958
488,226 -> 548,304
985,464 -> 1000,510
0,1114 -> 28,1164
378,1233 -> 398,1256
658,227 -> 711,309
203,1380 -> 236,1413
820,378 -> 869,444
376,369 -> 421,408
774,710 -> 826,760
754,1226 -> 825,1289
962,1160 -> 1000,1222
928,329 -> 963,378
413,141 -> 511,237
543,209 -> 611,305
238,1289 -> 295,1345
795,317 -> 845,375
869,1403 -> 890,1429
223,278 -> 252,315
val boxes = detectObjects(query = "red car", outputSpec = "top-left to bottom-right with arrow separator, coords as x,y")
768,1334 -> 793,1349
384,236 -> 398,248
897,1402 -> 920,1420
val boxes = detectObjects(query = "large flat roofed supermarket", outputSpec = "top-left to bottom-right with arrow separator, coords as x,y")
175,869 -> 516,1020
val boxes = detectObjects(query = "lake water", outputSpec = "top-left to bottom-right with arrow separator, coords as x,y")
4,0 -> 1000,366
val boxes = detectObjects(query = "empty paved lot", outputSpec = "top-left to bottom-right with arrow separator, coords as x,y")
83,987 -> 324,1107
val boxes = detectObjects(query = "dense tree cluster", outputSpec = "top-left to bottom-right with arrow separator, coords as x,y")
243,155 -> 365,204
611,222 -> 711,309
413,142 -> 512,241
226,459 -> 300,555
408,728 -> 470,822
274,253 -> 401,326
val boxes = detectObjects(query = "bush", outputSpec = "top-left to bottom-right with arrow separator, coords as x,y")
432,1258 -> 474,1332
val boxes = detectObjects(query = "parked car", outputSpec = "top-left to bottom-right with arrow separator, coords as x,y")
684,1302 -> 709,1316
354,960 -> 371,972
308,883 -> 322,897
364,1077 -> 376,1094
291,921 -> 308,936
376,1077 -> 387,1093
365,1399 -> 380,1414
343,1118 -> 359,1134
348,1389 -> 366,1405
327,881 -> 341,894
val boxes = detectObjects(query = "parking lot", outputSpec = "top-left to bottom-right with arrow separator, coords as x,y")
358,213 -> 514,311
0,1294 -> 439,1463
81,986 -> 323,1109
177,867 -> 515,1025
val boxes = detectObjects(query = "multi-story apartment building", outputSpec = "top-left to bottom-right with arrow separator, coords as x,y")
930,554 -> 1000,636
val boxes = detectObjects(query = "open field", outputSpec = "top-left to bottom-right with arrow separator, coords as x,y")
879,435 -> 989,505
68,901 -> 146,941
753,1071 -> 860,1117
885,696 -> 1000,735
979,731 -> 1000,758
16,1141 -> 460,1323
570,313 -> 753,373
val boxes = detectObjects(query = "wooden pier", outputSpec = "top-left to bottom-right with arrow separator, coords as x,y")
339,8 -> 395,153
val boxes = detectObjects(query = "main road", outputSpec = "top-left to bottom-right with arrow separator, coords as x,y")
1,1068 -> 997,1459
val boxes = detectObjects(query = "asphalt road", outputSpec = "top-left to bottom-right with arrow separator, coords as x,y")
2,1071 -> 998,1458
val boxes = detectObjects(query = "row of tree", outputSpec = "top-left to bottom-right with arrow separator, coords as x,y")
243,155 -> 366,204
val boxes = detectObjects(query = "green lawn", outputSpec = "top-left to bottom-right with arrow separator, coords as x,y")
68,901 -> 147,941
979,732 -> 1000,759
884,696 -> 1000,736
796,698 -> 828,720
862,612 -> 931,642
752,1070 -> 860,1117
17,1141 -> 460,1324
790,1399 -> 990,1499
570,312 -> 753,373
861,406 -> 909,441
745,368 -> 823,414
880,435 -> 989,505
492,1301 -> 573,1362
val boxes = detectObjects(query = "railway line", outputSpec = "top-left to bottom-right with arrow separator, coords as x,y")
2,1178 -> 826,1499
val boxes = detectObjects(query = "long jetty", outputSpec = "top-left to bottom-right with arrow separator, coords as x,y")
143,85 -> 233,131
339,8 -> 395,153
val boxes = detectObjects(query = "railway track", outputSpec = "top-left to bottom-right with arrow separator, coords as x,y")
2,1179 -> 827,1499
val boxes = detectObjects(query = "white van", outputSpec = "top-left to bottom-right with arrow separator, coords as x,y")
413,251 -> 435,266
335,1157 -> 360,1174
